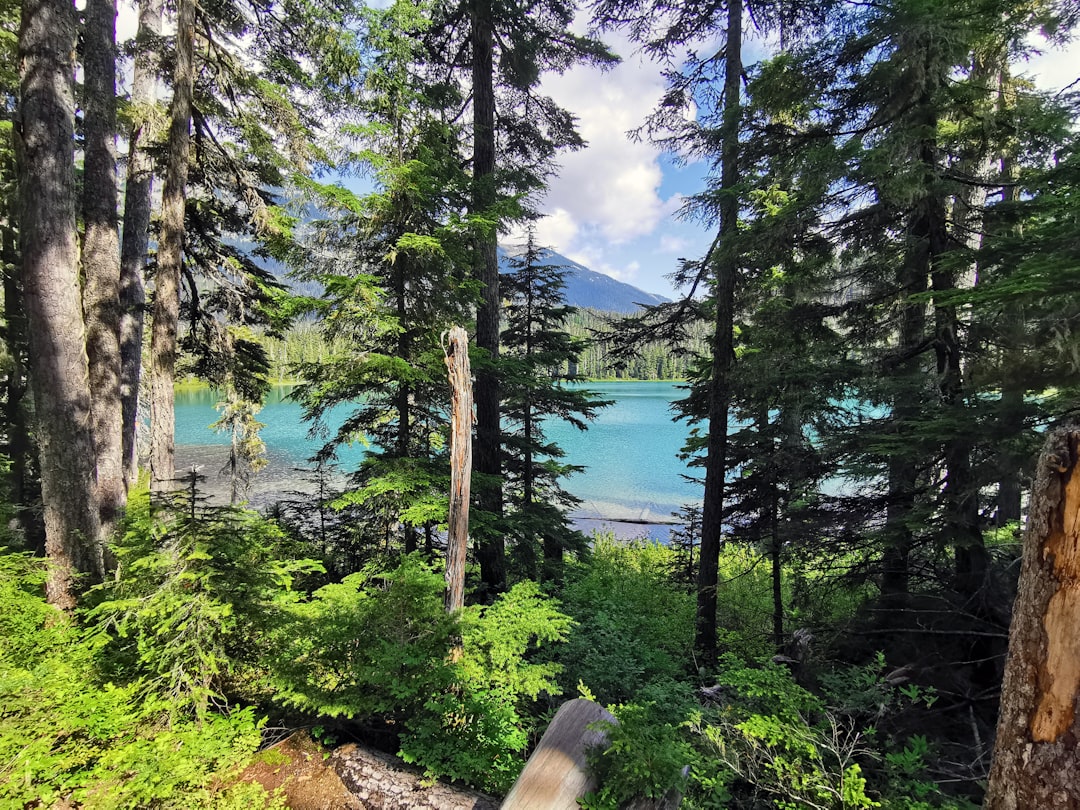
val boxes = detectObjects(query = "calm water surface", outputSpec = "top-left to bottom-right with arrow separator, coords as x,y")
175,381 -> 702,539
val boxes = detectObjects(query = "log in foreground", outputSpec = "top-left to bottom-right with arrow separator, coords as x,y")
332,743 -> 498,810
986,424 -> 1080,809
502,698 -> 614,809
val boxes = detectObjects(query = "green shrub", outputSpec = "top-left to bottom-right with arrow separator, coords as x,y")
89,490 -> 323,715
557,537 -> 694,703
581,680 -> 698,810
271,554 -> 457,719
275,560 -> 572,794
400,580 -> 573,793
0,549 -> 279,809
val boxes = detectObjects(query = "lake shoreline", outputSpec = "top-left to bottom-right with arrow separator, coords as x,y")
175,380 -> 701,543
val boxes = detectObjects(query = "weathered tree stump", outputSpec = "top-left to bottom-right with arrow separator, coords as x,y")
444,325 -> 472,614
986,425 -> 1080,809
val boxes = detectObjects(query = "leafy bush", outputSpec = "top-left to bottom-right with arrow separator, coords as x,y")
271,554 -> 457,719
275,560 -> 572,794
581,679 -> 698,810
400,580 -> 573,793
0,549 -> 280,809
557,537 -> 694,703
89,489 -> 322,715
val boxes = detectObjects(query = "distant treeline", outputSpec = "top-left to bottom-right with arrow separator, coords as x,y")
563,308 -> 709,380
260,308 -> 710,383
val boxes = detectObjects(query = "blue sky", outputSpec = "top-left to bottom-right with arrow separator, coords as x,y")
516,28 -> 1080,300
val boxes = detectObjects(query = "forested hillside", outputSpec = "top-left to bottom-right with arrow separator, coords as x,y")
2,0 -> 1080,805
261,308 -> 707,381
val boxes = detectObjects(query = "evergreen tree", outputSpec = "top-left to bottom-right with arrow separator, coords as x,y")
501,230 -> 608,580
294,0 -> 472,563
425,0 -> 617,596
118,0 -> 163,486
81,0 -> 125,529
16,0 -> 103,605
593,0 -> 833,663
148,0 -> 194,492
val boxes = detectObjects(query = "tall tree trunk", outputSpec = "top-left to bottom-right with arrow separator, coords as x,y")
119,0 -> 163,486
444,326 -> 472,614
470,0 -> 505,596
996,149 -> 1024,526
17,0 -> 103,607
395,263 -> 418,554
149,0 -> 194,492
82,0 -> 125,532
1,156 -> 35,546
695,0 -> 741,666
985,425 -> 1080,809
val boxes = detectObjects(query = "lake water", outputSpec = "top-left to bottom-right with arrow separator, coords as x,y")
174,381 -> 702,539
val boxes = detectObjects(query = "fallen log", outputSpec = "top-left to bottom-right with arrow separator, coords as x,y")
501,698 -> 615,810
331,743 -> 499,810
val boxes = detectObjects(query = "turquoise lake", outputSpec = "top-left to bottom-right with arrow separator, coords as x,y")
175,381 -> 703,539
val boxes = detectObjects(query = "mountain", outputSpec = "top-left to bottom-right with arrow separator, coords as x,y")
244,234 -> 669,315
499,246 -> 669,314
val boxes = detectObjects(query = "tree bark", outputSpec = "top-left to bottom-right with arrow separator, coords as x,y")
695,0 -> 741,666
0,156 -> 35,545
444,326 -> 472,614
470,0 -> 505,596
985,425 -> 1080,809
17,0 -> 103,607
119,0 -> 163,486
331,742 -> 498,809
149,0 -> 194,492
82,0 -> 125,532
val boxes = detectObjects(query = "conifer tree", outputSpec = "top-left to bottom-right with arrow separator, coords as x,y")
17,0 -> 103,605
425,0 -> 616,595
592,0 -> 832,663
148,0 -> 194,492
501,230 -> 608,580
294,0 -> 472,561
81,0 -> 125,529
118,0 -> 163,486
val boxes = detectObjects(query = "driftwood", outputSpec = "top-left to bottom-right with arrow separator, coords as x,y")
444,325 -> 472,614
501,698 -> 684,809
331,743 -> 499,810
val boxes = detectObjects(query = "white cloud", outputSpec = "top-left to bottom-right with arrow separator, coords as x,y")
513,208 -> 581,250
1023,34 -> 1080,92
659,234 -> 689,253
537,34 -> 676,249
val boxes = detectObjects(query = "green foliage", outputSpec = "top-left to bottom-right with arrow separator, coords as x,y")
273,560 -> 571,794
556,537 -> 694,704
572,638 -> 966,810
0,550 -> 279,809
401,580 -> 573,793
90,489 -> 322,715
271,554 -> 455,719
581,681 -> 698,810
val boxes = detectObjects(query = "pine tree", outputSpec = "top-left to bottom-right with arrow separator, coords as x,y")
501,230 -> 608,580
425,0 -> 616,596
148,0 -> 194,492
81,0 -> 125,530
118,0 -> 163,486
294,0 -> 472,563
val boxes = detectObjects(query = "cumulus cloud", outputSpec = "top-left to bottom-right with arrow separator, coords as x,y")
659,234 -> 689,253
536,34 -> 675,249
